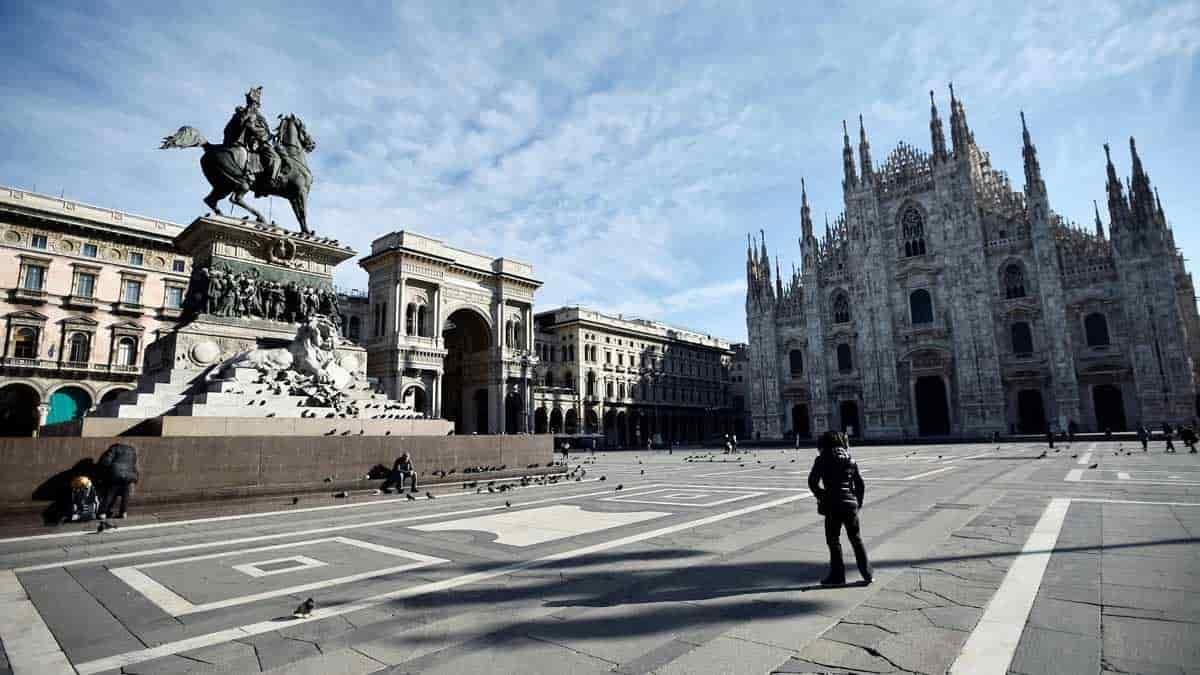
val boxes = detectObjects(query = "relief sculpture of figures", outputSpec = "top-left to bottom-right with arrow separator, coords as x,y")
159,86 -> 317,234
183,264 -> 346,334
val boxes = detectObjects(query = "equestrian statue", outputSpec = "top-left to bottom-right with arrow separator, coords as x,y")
160,86 -> 317,234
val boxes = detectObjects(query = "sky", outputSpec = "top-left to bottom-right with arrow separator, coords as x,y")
1,1 -> 1198,343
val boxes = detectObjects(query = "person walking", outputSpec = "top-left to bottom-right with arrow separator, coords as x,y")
1180,425 -> 1198,453
1163,422 -> 1176,453
1138,425 -> 1150,452
808,430 -> 872,586
1045,421 -> 1054,449
383,452 -> 418,493
97,442 -> 139,519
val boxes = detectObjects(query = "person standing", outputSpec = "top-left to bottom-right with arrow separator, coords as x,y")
1163,422 -> 1176,453
97,442 -> 139,519
808,431 -> 872,586
1138,425 -> 1149,452
383,452 -> 418,493
1045,421 -> 1054,449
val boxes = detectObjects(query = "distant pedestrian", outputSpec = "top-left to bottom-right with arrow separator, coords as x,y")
1045,422 -> 1054,449
97,442 -> 139,520
1180,426 -> 1197,453
1138,425 -> 1149,452
383,452 -> 418,493
808,431 -> 872,586
794,432 -> 801,450
991,430 -> 1000,444
561,442 -> 570,464
731,434 -> 739,452
1067,420 -> 1078,444
1163,422 -> 1176,453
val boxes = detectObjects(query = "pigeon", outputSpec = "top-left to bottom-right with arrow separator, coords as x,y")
599,475 -> 607,481
334,491 -> 350,498
1088,463 -> 1099,469
292,497 -> 300,505
615,484 -> 623,491
488,486 -> 496,493
505,501 -> 511,508
1071,454 -> 1078,458
406,493 -> 416,501
426,492 -> 435,499
640,469 -> 645,475
770,465 -> 776,470
293,598 -> 314,618
1037,452 -> 1047,459
477,488 -> 483,493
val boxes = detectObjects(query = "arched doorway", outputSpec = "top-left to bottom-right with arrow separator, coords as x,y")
839,400 -> 860,437
47,386 -> 92,426
402,386 -> 427,415
565,409 -> 579,435
549,408 -> 563,434
504,391 -> 523,434
1016,389 -> 1047,434
616,411 -> 628,447
100,388 -> 130,406
534,407 -> 548,434
791,404 -> 810,438
0,383 -> 40,436
914,376 -> 950,436
585,408 -> 598,434
1093,384 -> 1127,432
442,308 -> 493,434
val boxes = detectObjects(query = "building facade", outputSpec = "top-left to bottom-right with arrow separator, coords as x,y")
746,89 -> 1200,440
360,230 -> 541,434
0,186 -> 190,435
532,306 -> 735,447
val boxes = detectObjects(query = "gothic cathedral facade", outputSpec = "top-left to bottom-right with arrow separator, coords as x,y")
745,88 -> 1200,440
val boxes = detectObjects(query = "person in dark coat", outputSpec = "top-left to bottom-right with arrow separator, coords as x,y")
808,430 -> 872,586
1163,422 -> 1176,453
97,443 -> 139,519
382,452 -> 418,493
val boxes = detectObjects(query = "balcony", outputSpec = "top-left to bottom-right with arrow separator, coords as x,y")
114,302 -> 144,316
159,306 -> 183,320
1,356 -> 51,369
11,287 -> 47,304
65,294 -> 99,309
109,363 -> 141,374
59,360 -> 93,372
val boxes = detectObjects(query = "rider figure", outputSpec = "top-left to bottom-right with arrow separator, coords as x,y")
223,86 -> 279,197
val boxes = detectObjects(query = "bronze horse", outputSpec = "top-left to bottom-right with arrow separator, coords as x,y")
160,115 -> 316,234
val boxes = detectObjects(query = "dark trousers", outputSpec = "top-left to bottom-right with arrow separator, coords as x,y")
824,504 -> 871,581
102,481 -> 131,517
382,471 -> 417,492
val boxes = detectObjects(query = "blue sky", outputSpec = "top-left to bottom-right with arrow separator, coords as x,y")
2,1 -> 1198,343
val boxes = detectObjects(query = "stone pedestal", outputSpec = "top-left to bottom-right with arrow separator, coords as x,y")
89,216 -> 444,436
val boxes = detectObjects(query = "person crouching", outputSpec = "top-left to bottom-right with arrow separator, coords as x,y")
383,453 -> 418,493
808,431 -> 872,586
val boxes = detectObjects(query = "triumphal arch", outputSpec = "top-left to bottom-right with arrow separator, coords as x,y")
360,231 -> 541,434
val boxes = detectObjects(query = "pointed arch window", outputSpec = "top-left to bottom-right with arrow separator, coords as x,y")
1084,313 -> 1110,347
1011,322 -> 1033,355
900,204 -> 927,257
1004,264 -> 1026,299
836,343 -> 853,373
832,293 -> 851,324
909,289 -> 933,325
789,349 -> 804,376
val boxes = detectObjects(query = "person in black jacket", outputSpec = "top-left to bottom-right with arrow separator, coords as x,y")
97,442 -> 139,519
808,430 -> 871,586
382,453 -> 418,493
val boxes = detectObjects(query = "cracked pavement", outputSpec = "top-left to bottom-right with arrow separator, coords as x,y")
0,440 -> 1197,674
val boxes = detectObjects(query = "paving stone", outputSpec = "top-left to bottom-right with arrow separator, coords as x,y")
797,637 -> 894,673
1026,596 -> 1100,636
178,641 -> 260,671
1098,656 -> 1187,675
395,634 -> 614,675
862,589 -> 932,612
1009,626 -> 1100,675
238,633 -> 321,672
1102,615 -> 1200,670
276,615 -> 356,645
919,605 -> 981,632
874,626 -> 965,674
822,621 -> 894,650
1101,585 -> 1200,623
651,635 -> 796,675
260,647 -> 384,674
18,568 -> 144,663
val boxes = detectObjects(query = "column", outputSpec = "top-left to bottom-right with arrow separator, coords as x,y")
393,275 -> 405,337
431,371 -> 442,419
433,286 -> 442,348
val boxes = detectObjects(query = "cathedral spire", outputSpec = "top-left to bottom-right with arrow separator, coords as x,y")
1155,187 -> 1166,225
1020,111 -> 1044,196
1094,200 -> 1105,239
1103,143 -> 1131,234
800,177 -> 813,240
858,114 -> 873,183
1129,137 -> 1158,230
948,82 -> 974,157
842,119 -> 858,190
929,90 -> 947,162
775,257 -> 783,298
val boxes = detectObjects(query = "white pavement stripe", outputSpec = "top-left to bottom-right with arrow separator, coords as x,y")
949,497 -> 1071,675
1117,472 -> 1131,480
72,492 -> 809,674
1077,451 -> 1093,465
0,474 -> 581,545
1072,498 -> 1200,506
949,451 -> 995,462
1065,469 -> 1083,482
0,570 -> 74,674
871,466 -> 957,481
13,485 -> 624,573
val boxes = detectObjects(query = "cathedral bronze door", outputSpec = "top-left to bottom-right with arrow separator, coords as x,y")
839,401 -> 860,437
792,404 -> 810,438
915,376 -> 951,436
1092,384 -> 1127,432
1016,389 -> 1047,434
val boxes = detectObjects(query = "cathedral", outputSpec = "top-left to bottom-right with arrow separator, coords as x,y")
744,86 -> 1200,440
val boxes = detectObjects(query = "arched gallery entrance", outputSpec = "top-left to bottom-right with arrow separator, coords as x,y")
441,308 -> 493,434
504,391 -> 523,434
914,376 -> 951,436
402,386 -> 427,415
585,408 -> 599,434
549,408 -> 563,434
1093,384 -> 1127,432
565,409 -> 578,435
0,383 -> 40,436
46,386 -> 92,426
791,403 -> 810,438
534,407 -> 548,434
839,400 -> 860,437
1016,389 -> 1047,434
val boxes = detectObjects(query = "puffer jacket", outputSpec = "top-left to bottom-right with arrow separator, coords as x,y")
808,447 -> 864,509
98,443 -> 139,484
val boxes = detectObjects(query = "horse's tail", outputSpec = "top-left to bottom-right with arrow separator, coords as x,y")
160,126 -> 209,150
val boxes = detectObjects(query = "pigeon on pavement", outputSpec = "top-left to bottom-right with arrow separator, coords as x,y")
293,598 -> 314,618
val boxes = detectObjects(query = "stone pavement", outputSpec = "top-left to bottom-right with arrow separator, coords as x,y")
0,440 -> 1197,674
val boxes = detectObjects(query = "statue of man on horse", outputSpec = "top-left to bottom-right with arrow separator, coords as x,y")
160,86 -> 317,234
